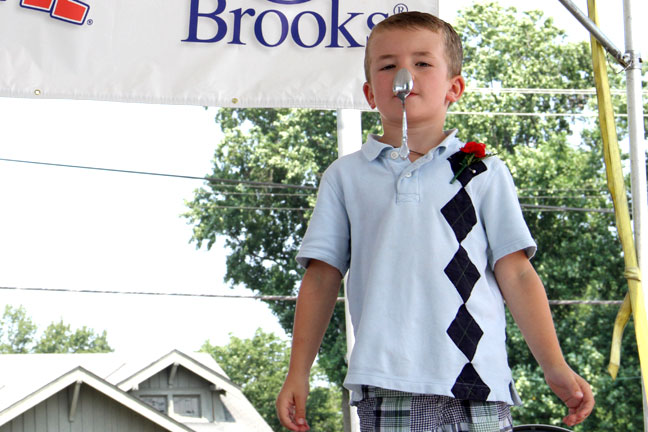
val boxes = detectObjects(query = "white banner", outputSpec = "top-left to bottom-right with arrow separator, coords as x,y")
0,0 -> 438,109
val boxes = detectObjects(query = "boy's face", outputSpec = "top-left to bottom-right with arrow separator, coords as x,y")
363,28 -> 464,129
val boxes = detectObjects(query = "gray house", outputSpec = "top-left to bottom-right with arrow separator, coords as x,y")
0,350 -> 272,432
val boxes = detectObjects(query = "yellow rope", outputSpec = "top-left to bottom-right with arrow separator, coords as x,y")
588,0 -> 648,392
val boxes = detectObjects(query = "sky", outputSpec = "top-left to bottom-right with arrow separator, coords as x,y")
0,0 -> 646,355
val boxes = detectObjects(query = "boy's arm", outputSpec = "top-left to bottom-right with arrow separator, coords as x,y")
494,250 -> 595,427
276,259 -> 343,432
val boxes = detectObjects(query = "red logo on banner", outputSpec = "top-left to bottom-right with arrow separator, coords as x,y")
20,0 -> 90,25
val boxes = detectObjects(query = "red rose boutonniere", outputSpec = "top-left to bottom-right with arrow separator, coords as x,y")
450,141 -> 493,184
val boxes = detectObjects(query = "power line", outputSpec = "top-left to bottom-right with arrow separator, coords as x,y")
465,87 -> 647,96
448,110 -> 640,118
518,188 -> 606,192
191,204 -> 615,214
519,195 -> 606,200
0,286 -> 623,306
0,285 -> 306,302
520,203 -> 613,214
210,205 -> 311,212
215,191 -> 314,198
1,157 -> 616,214
0,157 -> 317,191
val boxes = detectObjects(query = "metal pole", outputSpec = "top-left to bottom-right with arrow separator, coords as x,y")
622,0 -> 648,428
557,0 -> 629,68
336,108 -> 362,432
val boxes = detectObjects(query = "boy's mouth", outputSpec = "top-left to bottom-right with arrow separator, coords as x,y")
394,92 -> 417,98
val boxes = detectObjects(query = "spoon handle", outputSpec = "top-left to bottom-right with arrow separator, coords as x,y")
399,102 -> 409,159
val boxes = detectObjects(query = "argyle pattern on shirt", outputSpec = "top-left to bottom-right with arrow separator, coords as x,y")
442,151 -> 491,401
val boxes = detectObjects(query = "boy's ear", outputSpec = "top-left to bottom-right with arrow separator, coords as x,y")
363,81 -> 377,109
446,75 -> 465,104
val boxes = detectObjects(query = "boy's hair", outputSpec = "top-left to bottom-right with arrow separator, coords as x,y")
364,11 -> 463,82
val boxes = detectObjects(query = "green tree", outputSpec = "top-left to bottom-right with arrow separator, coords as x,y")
202,329 -> 342,432
0,305 -> 37,353
33,320 -> 112,353
185,2 -> 643,430
185,108 -> 348,389
0,305 -> 112,353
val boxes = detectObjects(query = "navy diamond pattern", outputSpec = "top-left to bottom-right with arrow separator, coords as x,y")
443,150 -> 490,401
451,363 -> 491,400
441,188 -> 477,243
447,304 -> 484,360
444,246 -> 480,302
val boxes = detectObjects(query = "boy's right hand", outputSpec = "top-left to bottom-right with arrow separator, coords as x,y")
543,363 -> 594,426
276,374 -> 310,431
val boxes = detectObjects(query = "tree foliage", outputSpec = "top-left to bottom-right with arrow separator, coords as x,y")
0,305 -> 37,353
0,305 -> 112,354
185,2 -> 644,430
33,320 -> 112,353
202,329 -> 342,432
185,108 -> 348,386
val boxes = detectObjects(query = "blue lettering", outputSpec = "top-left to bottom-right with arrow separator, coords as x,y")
183,0 -> 227,43
254,9 -> 289,47
291,11 -> 326,48
183,0 -> 381,49
326,0 -> 363,48
367,12 -> 388,31
229,8 -> 255,45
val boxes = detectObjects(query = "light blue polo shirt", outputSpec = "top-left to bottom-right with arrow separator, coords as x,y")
297,130 -> 536,405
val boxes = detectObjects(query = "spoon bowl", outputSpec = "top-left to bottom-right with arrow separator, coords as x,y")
393,68 -> 413,100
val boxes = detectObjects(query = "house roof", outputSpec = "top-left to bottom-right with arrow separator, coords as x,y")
0,366 -> 192,432
0,350 -> 272,432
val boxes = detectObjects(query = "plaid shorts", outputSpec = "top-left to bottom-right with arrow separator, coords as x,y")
355,386 -> 513,432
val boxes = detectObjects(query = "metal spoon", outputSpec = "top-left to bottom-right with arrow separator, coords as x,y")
392,68 -> 413,160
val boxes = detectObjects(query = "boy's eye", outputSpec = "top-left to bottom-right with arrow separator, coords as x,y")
379,64 -> 395,71
416,62 -> 431,67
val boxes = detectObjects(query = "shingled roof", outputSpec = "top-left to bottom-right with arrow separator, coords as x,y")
0,350 -> 272,432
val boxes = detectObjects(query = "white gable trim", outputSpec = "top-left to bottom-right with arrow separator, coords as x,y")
0,367 -> 193,432
117,350 -> 237,392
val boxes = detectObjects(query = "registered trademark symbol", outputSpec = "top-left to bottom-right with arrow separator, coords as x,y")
87,19 -> 93,25
393,3 -> 408,14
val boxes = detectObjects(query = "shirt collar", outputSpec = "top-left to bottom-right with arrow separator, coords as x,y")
361,129 -> 461,161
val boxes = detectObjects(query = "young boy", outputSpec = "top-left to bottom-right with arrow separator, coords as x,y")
276,11 -> 594,432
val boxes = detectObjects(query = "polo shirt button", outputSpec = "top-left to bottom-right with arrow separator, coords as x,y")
390,151 -> 399,159
405,172 -> 412,178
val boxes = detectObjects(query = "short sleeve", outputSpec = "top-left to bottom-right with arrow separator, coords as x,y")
479,160 -> 536,270
296,170 -> 351,276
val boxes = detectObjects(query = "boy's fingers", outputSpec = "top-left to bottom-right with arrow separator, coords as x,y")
294,393 -> 309,429
276,389 -> 310,432
560,375 -> 594,426
276,395 -> 300,431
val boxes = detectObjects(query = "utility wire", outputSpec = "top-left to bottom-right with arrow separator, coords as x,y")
215,191 -> 314,198
448,110 -> 640,118
465,87 -> 647,96
0,159 -> 612,197
190,204 -> 615,214
0,286 -> 623,306
0,285 -> 305,302
0,157 -> 317,191
518,188 -> 606,192
519,195 -> 606,199
520,203 -> 613,213
0,158 -> 616,213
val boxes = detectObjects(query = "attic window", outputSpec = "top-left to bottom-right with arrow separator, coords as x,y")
140,395 -> 167,413
173,395 -> 201,418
